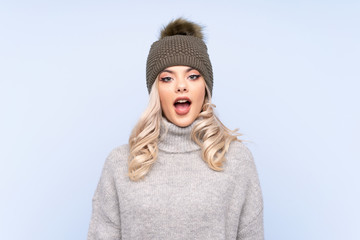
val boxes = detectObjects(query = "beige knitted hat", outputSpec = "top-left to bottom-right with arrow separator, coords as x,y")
146,18 -> 213,96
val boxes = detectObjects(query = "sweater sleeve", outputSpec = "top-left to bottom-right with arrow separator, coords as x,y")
87,149 -> 122,240
236,145 -> 264,240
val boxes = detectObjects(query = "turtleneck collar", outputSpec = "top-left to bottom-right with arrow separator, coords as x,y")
158,116 -> 201,153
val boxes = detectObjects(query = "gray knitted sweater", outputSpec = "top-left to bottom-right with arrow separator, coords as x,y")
87,117 -> 264,240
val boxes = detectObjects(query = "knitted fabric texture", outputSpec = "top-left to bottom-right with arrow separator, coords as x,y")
87,117 -> 264,239
146,35 -> 213,95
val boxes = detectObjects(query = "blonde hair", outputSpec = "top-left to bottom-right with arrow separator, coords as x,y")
128,79 -> 242,181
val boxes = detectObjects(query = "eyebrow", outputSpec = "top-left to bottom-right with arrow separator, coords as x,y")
161,67 -> 195,74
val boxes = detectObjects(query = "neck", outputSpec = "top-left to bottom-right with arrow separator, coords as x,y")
158,117 -> 201,153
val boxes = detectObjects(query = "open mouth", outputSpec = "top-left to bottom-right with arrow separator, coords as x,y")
173,97 -> 192,115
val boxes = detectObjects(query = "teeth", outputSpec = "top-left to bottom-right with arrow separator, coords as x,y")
177,100 -> 188,103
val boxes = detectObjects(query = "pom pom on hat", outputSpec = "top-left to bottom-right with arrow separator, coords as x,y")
160,18 -> 204,40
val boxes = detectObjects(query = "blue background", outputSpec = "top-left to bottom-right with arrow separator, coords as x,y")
1,0 -> 359,239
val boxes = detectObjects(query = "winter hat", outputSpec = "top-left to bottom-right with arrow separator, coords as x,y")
146,18 -> 213,96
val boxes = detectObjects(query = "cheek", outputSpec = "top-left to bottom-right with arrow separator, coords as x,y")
193,86 -> 206,108
158,86 -> 172,106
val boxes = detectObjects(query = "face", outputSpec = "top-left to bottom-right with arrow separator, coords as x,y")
157,65 -> 206,127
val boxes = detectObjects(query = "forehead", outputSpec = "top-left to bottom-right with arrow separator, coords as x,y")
162,65 -> 199,73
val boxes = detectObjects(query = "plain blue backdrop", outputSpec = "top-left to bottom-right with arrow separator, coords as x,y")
1,0 -> 359,239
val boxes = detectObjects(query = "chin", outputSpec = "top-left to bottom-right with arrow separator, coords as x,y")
171,115 -> 195,128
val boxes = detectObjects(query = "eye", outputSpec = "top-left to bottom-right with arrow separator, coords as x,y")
160,76 -> 172,82
188,74 -> 201,80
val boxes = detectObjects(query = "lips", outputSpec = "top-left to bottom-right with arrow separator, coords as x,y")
173,97 -> 192,115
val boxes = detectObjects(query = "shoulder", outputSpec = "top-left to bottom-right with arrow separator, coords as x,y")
226,140 -> 255,164
97,144 -> 130,182
106,144 -> 130,161
225,140 -> 259,180
102,144 -> 130,169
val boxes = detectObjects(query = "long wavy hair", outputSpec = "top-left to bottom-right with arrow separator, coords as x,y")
128,78 -> 242,181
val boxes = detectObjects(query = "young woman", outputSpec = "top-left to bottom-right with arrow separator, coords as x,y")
87,18 -> 264,240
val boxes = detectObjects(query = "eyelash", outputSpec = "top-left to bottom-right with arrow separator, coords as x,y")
189,74 -> 201,80
160,74 -> 201,82
160,77 -> 172,82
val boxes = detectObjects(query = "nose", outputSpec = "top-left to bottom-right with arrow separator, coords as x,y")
175,78 -> 188,93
